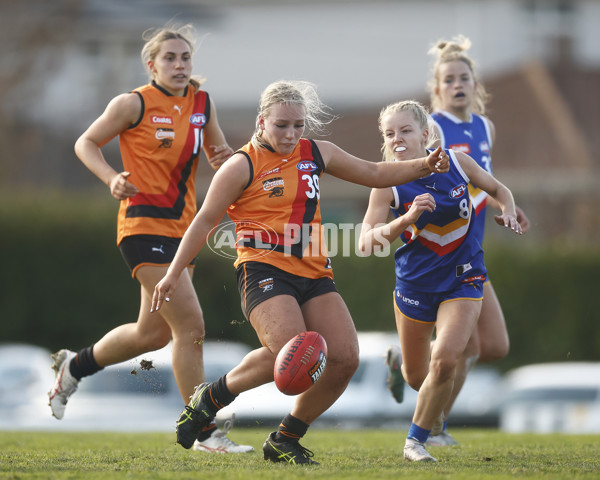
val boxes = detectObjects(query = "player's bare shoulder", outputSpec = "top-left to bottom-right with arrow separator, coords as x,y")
105,92 -> 143,127
312,139 -> 338,156
312,139 -> 352,170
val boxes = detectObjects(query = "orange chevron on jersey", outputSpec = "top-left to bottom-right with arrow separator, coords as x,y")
116,82 -> 210,245
468,183 -> 488,215
403,205 -> 471,257
227,139 -> 333,279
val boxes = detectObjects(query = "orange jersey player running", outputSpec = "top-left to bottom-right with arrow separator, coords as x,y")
48,23 -> 252,453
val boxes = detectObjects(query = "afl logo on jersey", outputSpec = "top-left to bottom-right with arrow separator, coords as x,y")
450,183 -> 467,199
296,161 -> 317,172
189,113 -> 207,126
480,141 -> 490,154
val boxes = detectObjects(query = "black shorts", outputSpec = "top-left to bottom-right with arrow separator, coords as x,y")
119,234 -> 195,278
236,261 -> 338,319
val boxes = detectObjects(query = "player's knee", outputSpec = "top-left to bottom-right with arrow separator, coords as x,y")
330,346 -> 359,382
429,355 -> 458,384
188,327 -> 206,347
343,350 -> 360,379
403,365 -> 426,391
346,349 -> 360,377
170,315 -> 206,345
404,373 -> 423,391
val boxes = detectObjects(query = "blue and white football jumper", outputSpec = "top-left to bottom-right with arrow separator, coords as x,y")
391,149 -> 486,293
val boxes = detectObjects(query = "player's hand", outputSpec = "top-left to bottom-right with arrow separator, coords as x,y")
515,205 -> 530,233
109,171 -> 139,200
151,274 -> 177,313
405,193 -> 436,223
494,214 -> 523,235
207,144 -> 234,170
424,146 -> 449,174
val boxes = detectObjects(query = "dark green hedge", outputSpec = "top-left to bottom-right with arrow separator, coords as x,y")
2,194 -> 599,371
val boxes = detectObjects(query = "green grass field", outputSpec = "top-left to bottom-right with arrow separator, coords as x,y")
1,428 -> 598,479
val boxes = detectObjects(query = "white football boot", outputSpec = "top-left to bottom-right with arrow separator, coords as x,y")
427,430 -> 459,447
48,349 -> 79,419
404,438 -> 438,462
192,412 -> 254,453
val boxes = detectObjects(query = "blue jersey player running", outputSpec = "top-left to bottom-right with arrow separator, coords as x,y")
426,36 -> 530,446
359,100 -> 523,462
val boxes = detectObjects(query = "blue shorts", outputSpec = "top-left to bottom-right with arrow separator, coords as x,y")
236,261 -> 338,319
394,280 -> 484,323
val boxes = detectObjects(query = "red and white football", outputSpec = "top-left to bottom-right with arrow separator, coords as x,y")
274,331 -> 328,396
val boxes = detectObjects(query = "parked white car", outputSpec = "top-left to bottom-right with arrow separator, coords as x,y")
0,343 -> 55,429
498,362 -> 600,434
1,333 -> 502,431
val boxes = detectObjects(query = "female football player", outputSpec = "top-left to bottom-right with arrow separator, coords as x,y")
359,100 -> 523,462
151,80 -> 449,464
426,36 -> 530,446
49,23 -> 252,453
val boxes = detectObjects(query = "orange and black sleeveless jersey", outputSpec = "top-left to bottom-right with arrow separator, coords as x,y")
116,82 -> 210,245
227,139 -> 333,280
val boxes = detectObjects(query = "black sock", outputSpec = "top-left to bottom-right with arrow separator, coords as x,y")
195,423 -> 217,442
274,414 -> 309,443
195,376 -> 236,442
205,375 -> 237,413
68,345 -> 103,381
